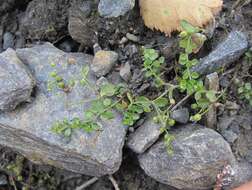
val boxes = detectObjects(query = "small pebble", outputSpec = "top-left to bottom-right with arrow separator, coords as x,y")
120,62 -> 131,81
0,175 -> 7,185
126,33 -> 139,42
68,57 -> 76,65
91,50 -> 118,77
119,37 -> 128,45
3,32 -> 15,50
170,108 -> 189,124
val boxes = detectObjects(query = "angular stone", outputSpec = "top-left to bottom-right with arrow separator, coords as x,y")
138,125 -> 236,190
3,32 -> 15,50
170,108 -> 189,124
68,0 -> 96,46
91,50 -> 118,77
98,0 -> 135,18
126,33 -> 139,43
0,43 -> 127,177
192,31 -> 248,75
205,72 -> 219,129
120,62 -> 131,81
0,174 -> 7,186
127,115 -> 161,154
127,109 -> 189,154
0,48 -> 35,111
236,128 -> 252,163
20,0 -> 70,41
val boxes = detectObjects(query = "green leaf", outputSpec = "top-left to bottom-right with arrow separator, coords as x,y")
154,97 -> 169,108
131,105 -> 144,114
136,96 -> 151,104
182,71 -> 189,80
179,53 -> 188,65
81,66 -> 89,78
180,20 -> 199,34
238,87 -> 244,94
64,128 -> 72,137
194,91 -> 202,100
179,79 -> 187,91
158,56 -> 165,63
103,98 -> 112,106
101,111 -> 114,120
191,72 -> 199,79
85,111 -> 95,120
191,103 -> 198,109
190,59 -> 199,66
206,91 -> 217,102
100,83 -> 116,97
115,103 -> 124,111
90,100 -> 105,113
245,83 -> 252,90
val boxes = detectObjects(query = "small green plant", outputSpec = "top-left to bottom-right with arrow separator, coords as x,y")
50,20 -> 219,155
143,48 -> 165,87
6,155 -> 24,182
245,50 -> 252,63
47,62 -> 68,91
178,20 -> 217,121
235,79 -> 252,106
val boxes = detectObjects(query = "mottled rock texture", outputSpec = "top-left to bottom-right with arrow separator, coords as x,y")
193,31 -> 248,75
68,0 -> 96,46
0,43 -> 127,177
0,48 -> 35,111
138,125 -> 236,190
20,0 -> 70,41
98,0 -> 135,18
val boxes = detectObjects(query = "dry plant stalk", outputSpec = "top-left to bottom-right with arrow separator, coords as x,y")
140,0 -> 223,35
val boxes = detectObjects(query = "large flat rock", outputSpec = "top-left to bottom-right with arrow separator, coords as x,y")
138,125 -> 236,190
0,43 -> 127,176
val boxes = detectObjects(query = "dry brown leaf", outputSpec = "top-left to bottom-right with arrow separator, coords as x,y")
140,0 -> 223,35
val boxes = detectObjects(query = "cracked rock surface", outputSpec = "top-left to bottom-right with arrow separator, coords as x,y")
0,43 -> 127,177
0,48 -> 35,111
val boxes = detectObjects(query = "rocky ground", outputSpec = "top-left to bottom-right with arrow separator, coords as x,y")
0,0 -> 252,190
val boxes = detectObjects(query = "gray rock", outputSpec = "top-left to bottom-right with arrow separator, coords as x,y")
205,72 -> 219,129
222,130 -> 238,144
15,33 -> 25,49
224,162 -> 252,189
96,77 -> 109,88
0,48 -> 35,111
127,108 -> 189,154
127,116 -> 162,154
3,32 -> 15,50
0,174 -> 7,186
236,129 -> 252,163
20,0 -> 70,41
68,0 -> 96,46
126,33 -> 139,43
91,50 -> 118,77
120,62 -> 131,81
170,108 -> 189,124
138,125 -> 236,190
0,0 -> 15,16
98,0 -> 135,18
0,43 -> 127,177
192,31 -> 248,75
